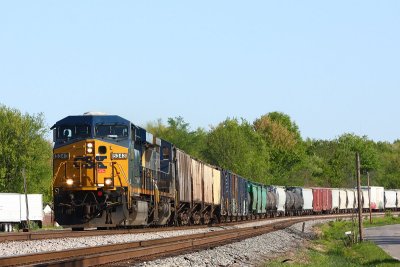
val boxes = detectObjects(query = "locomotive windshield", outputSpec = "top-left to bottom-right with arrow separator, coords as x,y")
55,124 -> 91,141
95,124 -> 128,139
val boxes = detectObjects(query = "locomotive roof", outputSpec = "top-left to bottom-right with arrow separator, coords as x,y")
51,114 -> 130,129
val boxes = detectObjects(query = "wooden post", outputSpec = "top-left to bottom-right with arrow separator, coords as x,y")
23,168 -> 30,231
367,172 -> 372,224
356,153 -> 363,242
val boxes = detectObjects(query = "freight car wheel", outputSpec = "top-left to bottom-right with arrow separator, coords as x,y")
192,212 -> 201,225
203,212 -> 211,225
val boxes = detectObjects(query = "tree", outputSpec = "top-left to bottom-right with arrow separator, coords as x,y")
306,134 -> 379,188
254,112 -> 305,185
146,117 -> 207,159
0,105 -> 52,202
203,118 -> 270,183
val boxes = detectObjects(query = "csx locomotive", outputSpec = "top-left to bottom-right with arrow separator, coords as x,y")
52,112 -> 177,229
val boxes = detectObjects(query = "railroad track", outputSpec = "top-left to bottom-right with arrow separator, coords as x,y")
1,213 -> 391,267
0,219 -> 265,243
0,211 -> 395,243
0,217 -> 306,266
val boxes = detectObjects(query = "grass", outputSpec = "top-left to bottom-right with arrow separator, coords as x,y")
266,214 -> 400,267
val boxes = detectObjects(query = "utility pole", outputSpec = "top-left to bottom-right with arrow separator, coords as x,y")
23,168 -> 30,231
356,153 -> 363,242
367,172 -> 372,224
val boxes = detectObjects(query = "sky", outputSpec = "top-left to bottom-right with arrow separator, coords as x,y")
0,1 -> 399,142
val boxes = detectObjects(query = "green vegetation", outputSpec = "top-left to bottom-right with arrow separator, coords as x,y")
267,216 -> 400,267
0,105 -> 52,203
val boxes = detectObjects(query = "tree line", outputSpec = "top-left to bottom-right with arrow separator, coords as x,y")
147,113 -> 400,189
1,104 -> 399,204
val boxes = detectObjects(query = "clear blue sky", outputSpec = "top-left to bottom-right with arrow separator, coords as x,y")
1,1 -> 399,142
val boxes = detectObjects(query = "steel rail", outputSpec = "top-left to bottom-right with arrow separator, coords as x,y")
0,211 -> 395,243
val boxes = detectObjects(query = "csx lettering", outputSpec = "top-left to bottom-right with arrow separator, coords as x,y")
73,156 -> 94,169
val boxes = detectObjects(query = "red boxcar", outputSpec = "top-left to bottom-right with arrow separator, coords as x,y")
312,188 -> 332,213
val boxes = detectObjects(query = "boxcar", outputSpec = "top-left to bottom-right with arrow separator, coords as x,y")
339,189 -> 347,211
345,189 -> 355,211
312,188 -> 332,213
332,189 -> 340,213
384,190 -> 397,210
361,186 -> 384,211
323,188 -> 333,212
302,188 -> 313,214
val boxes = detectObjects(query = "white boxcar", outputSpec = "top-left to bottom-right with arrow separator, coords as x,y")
384,190 -> 397,209
346,189 -> 355,209
332,189 -> 340,212
0,193 -> 21,223
339,189 -> 347,210
302,188 -> 313,211
362,189 -> 370,209
361,186 -> 384,210
20,194 -> 43,222
0,193 -> 43,232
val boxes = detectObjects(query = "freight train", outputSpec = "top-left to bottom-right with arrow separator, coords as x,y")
52,113 -> 400,230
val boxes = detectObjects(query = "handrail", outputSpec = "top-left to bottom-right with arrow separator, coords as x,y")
51,161 -> 67,188
113,162 -> 130,186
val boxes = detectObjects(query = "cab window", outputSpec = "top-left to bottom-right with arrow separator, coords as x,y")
56,125 -> 91,141
95,124 -> 128,139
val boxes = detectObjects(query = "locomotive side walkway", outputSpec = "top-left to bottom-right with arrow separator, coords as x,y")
364,224 -> 400,261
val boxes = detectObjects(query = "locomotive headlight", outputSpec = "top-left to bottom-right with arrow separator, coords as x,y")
86,143 -> 94,154
66,178 -> 74,185
104,178 -> 114,187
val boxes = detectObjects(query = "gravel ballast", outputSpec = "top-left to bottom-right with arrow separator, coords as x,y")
134,219 -> 332,267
